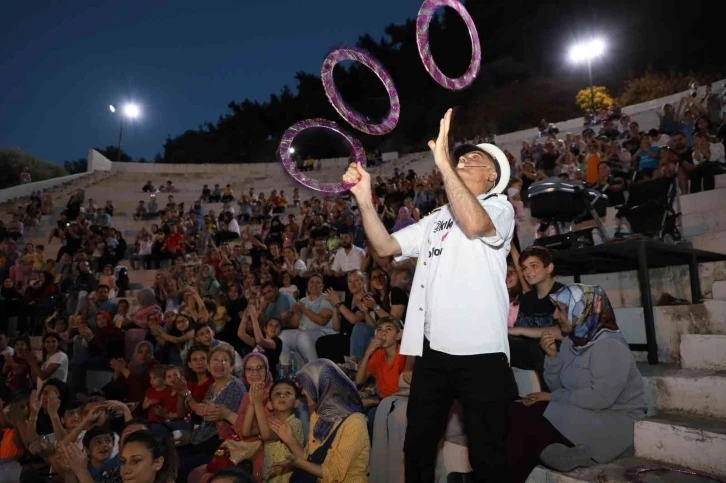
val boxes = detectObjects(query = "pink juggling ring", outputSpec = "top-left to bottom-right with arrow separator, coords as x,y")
322,47 -> 400,135
416,0 -> 481,90
278,118 -> 366,193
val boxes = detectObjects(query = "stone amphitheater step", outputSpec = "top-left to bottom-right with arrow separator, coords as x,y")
691,230 -> 726,255
679,187 -> 726,217
614,300 -> 726,364
713,281 -> 726,300
634,412 -> 726,477
526,456 -> 722,482
680,334 -> 726,371
640,363 -> 726,419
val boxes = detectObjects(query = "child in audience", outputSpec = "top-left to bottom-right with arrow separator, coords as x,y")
3,335 -> 32,394
81,426 -> 120,482
32,245 -> 45,270
507,244 -> 529,328
210,296 -> 228,333
509,246 -> 563,388
278,272 -> 299,300
355,317 -> 406,437
507,261 -> 524,327
144,365 -> 171,422
161,366 -> 185,422
113,299 -> 132,328
242,379 -> 304,483
99,264 -> 116,297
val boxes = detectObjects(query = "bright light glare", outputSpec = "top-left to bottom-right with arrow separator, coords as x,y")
288,147 -> 295,154
123,103 -> 140,119
569,38 -> 606,63
109,105 -> 116,113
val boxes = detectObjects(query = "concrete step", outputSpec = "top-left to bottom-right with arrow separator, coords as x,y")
680,187 -> 726,216
526,456 -> 723,482
634,412 -> 726,477
682,208 -> 726,238
680,334 -> 726,371
716,174 -> 726,189
616,300 -> 726,364
640,364 -> 726,419
691,230 -> 726,255
713,281 -> 726,301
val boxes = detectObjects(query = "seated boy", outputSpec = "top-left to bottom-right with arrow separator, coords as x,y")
82,426 -> 120,481
61,396 -> 131,457
508,246 -> 563,387
242,379 -> 304,482
355,317 -> 407,437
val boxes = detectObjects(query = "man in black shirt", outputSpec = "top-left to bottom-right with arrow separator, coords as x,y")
593,162 -> 626,206
508,246 -> 563,389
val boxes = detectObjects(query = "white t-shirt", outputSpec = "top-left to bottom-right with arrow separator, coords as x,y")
279,285 -> 299,299
226,218 -> 241,236
392,194 -> 514,358
38,352 -> 69,387
284,259 -> 307,277
330,245 -> 366,273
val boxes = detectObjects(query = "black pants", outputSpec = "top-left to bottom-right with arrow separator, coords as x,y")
690,161 -> 726,193
508,337 -> 550,391
404,339 -> 517,483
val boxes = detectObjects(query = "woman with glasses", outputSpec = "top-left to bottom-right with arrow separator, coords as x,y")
187,352 -> 274,483
175,344 -> 247,481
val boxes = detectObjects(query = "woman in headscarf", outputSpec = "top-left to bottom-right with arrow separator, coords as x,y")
508,284 -> 646,482
133,288 -> 163,328
199,264 -> 221,299
269,359 -> 369,483
103,340 -> 157,413
391,206 -> 415,233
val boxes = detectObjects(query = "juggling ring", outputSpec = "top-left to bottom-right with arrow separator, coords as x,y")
416,0 -> 481,90
322,47 -> 400,135
278,118 -> 366,193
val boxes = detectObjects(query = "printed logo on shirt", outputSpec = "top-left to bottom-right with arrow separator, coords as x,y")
428,247 -> 444,258
433,219 -> 454,233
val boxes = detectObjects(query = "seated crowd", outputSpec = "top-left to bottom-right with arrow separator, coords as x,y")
512,87 -> 725,218
4,91 -> 722,480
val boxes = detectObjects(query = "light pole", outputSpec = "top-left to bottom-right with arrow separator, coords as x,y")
569,38 -> 606,117
109,103 -> 140,161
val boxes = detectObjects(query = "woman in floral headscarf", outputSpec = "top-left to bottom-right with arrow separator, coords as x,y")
507,284 -> 646,482
268,359 -> 369,483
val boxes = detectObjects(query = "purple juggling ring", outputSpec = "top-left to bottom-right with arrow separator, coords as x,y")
278,119 -> 366,193
321,47 -> 400,135
416,0 -> 481,90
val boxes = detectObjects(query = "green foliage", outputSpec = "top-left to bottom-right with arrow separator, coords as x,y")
575,86 -> 613,111
0,149 -> 68,190
93,145 -> 132,162
63,158 -> 88,174
615,71 -> 691,106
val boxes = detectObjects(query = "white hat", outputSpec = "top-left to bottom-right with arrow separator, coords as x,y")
452,143 -> 511,194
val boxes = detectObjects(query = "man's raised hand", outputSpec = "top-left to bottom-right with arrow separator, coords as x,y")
428,108 -> 453,168
342,162 -> 372,201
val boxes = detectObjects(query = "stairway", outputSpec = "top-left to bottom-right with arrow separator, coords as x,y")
526,183 -> 726,482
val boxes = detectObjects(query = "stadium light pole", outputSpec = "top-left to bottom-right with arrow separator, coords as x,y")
109,103 -> 141,161
569,38 -> 606,115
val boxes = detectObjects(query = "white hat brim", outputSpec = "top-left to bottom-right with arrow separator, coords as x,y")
476,143 -> 511,194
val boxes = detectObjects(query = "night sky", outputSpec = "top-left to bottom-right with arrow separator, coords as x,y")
0,0 -> 422,163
